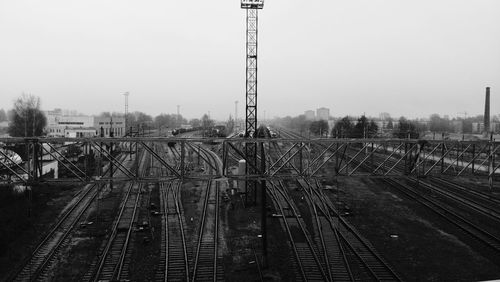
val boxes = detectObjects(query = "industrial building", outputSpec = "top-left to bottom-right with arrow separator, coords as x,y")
45,109 -> 125,138
94,117 -> 125,137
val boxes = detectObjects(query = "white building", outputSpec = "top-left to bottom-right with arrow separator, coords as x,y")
45,109 -> 125,138
472,122 -> 484,133
64,128 -> 97,138
45,109 -> 94,137
304,110 -> 315,121
94,117 -> 126,137
316,107 -> 330,121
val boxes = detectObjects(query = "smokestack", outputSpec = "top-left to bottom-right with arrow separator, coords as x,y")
484,87 -> 490,133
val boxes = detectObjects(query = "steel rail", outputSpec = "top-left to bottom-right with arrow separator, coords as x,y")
11,183 -> 98,281
9,153 -> 131,281
91,150 -> 148,281
266,182 -> 307,281
384,178 -> 500,252
269,180 -> 329,281
300,179 -> 354,282
303,179 -> 401,281
191,180 -> 213,281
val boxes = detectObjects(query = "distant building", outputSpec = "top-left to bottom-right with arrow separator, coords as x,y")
45,109 -> 94,137
375,120 -> 386,132
472,122 -> 484,133
94,117 -> 126,137
472,122 -> 500,134
492,122 -> 500,133
316,107 -> 330,121
45,109 -> 125,138
304,110 -> 315,121
64,128 -> 97,138
379,112 -> 391,121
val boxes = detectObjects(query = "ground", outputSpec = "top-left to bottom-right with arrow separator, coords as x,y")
325,177 -> 500,281
2,174 -> 500,281
0,183 -> 82,280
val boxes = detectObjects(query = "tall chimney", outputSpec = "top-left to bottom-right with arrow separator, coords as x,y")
484,87 -> 490,133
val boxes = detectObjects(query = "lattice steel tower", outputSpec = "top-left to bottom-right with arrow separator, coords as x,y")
242,0 -> 263,137
242,0 -> 263,205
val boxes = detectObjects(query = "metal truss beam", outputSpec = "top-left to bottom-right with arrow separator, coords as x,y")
43,143 -> 86,181
141,142 -> 181,178
90,142 -> 135,178
1,138 -> 500,185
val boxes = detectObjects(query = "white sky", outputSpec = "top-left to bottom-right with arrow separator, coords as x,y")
1,0 -> 499,121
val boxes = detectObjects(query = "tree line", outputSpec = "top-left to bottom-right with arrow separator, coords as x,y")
5,94 -> 229,137
4,93 -> 492,138
271,114 -> 424,139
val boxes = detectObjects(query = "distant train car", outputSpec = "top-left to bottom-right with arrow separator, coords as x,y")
256,125 -> 271,138
212,125 -> 227,137
172,126 -> 203,136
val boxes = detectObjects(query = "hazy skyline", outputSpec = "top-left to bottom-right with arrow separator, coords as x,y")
1,0 -> 499,121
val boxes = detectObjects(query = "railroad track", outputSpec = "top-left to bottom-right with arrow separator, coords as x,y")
344,146 -> 500,218
359,151 -> 500,228
84,150 -> 148,282
154,143 -> 223,281
302,178 -> 401,281
267,180 -> 328,281
383,178 -> 500,254
155,141 -> 190,281
268,135 -> 400,281
84,181 -> 142,281
416,180 -> 500,224
191,178 -> 223,281
10,183 -> 99,281
297,178 -> 353,281
263,132 -> 330,281
347,147 -> 500,237
229,129 -> 399,280
428,177 -> 500,216
280,131 -> 500,278
156,180 -> 190,281
8,153 -> 133,281
338,145 -> 500,263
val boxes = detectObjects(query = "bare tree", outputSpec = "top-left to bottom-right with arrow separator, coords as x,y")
8,93 -> 47,137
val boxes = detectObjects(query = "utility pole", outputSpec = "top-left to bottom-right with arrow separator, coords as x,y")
123,92 -> 129,135
177,105 -> 180,127
109,114 -> 114,191
235,100 -> 238,130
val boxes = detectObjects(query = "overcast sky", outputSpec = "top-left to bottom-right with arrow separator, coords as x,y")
1,0 -> 499,121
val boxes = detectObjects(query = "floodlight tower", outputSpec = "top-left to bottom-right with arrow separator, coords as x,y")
241,0 -> 264,206
242,0 -> 263,138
